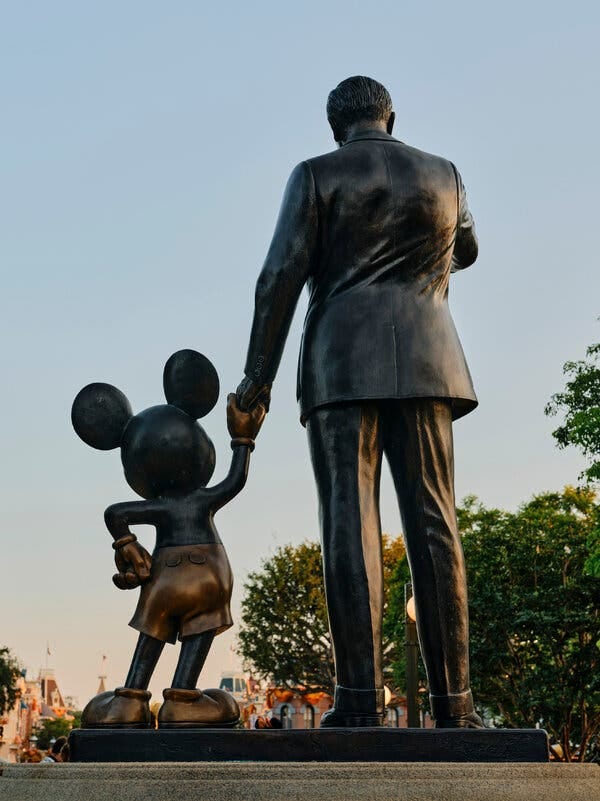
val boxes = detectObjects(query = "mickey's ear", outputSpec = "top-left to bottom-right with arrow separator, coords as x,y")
163,349 -> 219,419
71,383 -> 133,450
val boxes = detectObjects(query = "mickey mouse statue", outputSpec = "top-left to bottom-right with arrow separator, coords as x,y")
71,349 -> 265,728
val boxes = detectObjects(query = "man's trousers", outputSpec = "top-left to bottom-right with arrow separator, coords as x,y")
306,398 -> 472,709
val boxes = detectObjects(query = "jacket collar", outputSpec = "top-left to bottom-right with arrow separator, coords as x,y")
342,128 -> 399,146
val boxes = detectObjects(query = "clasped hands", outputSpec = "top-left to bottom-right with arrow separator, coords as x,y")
227,377 -> 269,442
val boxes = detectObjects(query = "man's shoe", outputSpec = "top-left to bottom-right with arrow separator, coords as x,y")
435,711 -> 485,728
319,685 -> 384,728
430,689 -> 485,729
158,687 -> 240,728
81,687 -> 153,728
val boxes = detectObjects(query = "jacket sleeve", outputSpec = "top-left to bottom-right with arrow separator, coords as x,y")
450,165 -> 478,272
244,161 -> 318,384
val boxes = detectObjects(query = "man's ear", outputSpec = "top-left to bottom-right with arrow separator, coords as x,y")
329,120 -> 344,145
386,111 -> 395,135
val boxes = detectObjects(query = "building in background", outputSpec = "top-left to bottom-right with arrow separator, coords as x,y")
0,668 -> 73,763
217,673 -> 432,729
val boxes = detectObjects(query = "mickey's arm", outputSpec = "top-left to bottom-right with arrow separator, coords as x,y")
205,394 -> 266,511
104,500 -> 164,589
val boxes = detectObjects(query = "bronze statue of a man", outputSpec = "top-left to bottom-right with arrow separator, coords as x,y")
237,76 -> 483,728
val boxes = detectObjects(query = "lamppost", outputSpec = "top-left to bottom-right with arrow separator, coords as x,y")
404,582 -> 420,728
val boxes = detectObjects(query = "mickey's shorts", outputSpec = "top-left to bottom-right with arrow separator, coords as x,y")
129,544 -> 233,644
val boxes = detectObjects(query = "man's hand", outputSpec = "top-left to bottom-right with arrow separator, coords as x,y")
227,393 -> 266,440
236,376 -> 271,413
112,541 -> 152,590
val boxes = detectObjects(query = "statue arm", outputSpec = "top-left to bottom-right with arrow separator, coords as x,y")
205,393 -> 266,510
244,160 -> 318,388
450,164 -> 478,272
104,500 -> 164,539
104,501 -> 163,589
205,444 -> 252,511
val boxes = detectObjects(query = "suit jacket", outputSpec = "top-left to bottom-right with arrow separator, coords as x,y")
244,129 -> 478,423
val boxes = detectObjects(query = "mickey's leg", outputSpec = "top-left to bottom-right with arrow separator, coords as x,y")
80,633 -> 163,729
159,632 -> 239,728
171,632 -> 214,688
125,633 -> 165,689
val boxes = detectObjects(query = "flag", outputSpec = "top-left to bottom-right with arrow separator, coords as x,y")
47,644 -> 51,656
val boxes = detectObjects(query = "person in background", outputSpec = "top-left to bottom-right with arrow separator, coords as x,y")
41,736 -> 68,763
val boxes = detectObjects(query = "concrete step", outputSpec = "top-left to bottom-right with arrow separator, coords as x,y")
1,761 -> 599,801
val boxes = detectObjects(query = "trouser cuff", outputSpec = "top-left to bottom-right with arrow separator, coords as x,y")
429,689 -> 473,719
334,685 -> 384,714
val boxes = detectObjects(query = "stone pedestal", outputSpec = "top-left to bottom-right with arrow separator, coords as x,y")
1,761 -> 599,801
69,727 -> 549,763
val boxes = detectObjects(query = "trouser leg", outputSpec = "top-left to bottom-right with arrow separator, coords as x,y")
306,403 -> 384,695
382,399 -> 474,718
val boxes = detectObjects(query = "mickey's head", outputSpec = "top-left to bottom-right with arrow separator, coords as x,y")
72,350 -> 219,499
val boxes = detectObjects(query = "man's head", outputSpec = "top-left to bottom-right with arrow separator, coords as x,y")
327,76 -> 394,144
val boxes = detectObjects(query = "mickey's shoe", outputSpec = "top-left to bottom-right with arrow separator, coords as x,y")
81,687 -> 153,728
430,690 -> 485,728
158,688 -> 240,728
320,685 -> 384,728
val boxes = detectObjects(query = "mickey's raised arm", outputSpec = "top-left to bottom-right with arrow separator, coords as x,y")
205,394 -> 266,510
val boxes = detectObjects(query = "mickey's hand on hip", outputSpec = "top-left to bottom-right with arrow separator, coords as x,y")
112,540 -> 152,590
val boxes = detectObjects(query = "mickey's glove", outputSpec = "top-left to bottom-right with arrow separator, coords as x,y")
112,537 -> 152,590
227,393 -> 266,445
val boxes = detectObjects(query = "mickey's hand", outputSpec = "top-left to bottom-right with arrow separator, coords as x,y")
112,539 -> 152,590
227,393 -> 266,441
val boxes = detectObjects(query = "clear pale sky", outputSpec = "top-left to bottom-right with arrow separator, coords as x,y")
2,1 -> 598,709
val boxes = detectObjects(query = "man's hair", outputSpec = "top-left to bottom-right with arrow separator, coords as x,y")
51,736 -> 68,755
327,76 -> 392,139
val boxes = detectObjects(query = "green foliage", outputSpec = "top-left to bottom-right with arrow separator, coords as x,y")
0,647 -> 22,716
458,488 -> 600,761
35,717 -> 72,750
238,541 -> 332,690
546,341 -> 600,577
237,536 -> 405,692
586,521 -> 600,578
383,552 -> 428,697
546,343 -> 600,484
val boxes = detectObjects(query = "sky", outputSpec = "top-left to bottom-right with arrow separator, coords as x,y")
1,0 -> 599,709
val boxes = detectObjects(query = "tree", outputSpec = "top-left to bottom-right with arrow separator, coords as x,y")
0,647 -> 22,716
382,548 -> 428,697
237,536 -> 405,692
546,342 -> 600,483
458,488 -> 600,761
546,341 -> 600,576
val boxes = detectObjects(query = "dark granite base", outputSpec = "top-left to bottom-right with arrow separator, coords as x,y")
69,726 -> 549,763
